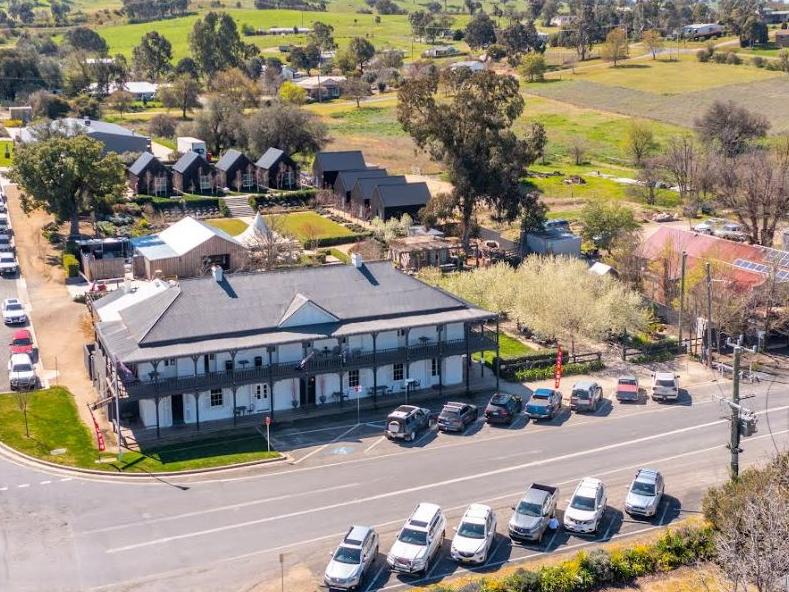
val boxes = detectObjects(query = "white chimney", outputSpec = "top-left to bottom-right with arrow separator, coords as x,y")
212,265 -> 224,282
351,253 -> 363,268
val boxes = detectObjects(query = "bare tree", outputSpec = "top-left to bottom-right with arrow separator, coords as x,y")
15,391 -> 33,438
715,143 -> 789,246
626,121 -> 657,166
569,137 -> 587,165
243,216 -> 301,271
635,158 -> 663,205
661,136 -> 703,215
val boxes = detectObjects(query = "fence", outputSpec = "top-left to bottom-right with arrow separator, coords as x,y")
498,350 -> 602,374
622,336 -> 705,362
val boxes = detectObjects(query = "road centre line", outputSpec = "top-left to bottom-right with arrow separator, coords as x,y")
81,482 -> 361,536
89,429 -> 787,592
104,408 -> 789,553
290,423 -> 361,465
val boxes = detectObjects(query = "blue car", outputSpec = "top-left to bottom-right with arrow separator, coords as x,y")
526,388 -> 562,420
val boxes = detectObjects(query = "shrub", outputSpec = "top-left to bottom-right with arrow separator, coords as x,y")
712,52 -> 727,63
631,350 -> 674,364
696,48 -> 709,62
751,56 -> 765,68
62,253 -> 79,278
513,360 -> 604,382
580,549 -> 616,585
249,189 -> 316,210
725,51 -> 741,65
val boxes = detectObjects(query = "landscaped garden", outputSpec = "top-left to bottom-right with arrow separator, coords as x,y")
205,218 -> 249,236
266,211 -> 368,247
0,388 -> 280,473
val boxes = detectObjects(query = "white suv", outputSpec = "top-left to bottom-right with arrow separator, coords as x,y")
324,525 -> 378,591
387,503 -> 446,575
9,353 -> 37,390
651,372 -> 679,401
563,478 -> 607,534
450,504 -> 496,565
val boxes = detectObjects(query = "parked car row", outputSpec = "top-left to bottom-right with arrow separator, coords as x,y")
324,470 -> 666,590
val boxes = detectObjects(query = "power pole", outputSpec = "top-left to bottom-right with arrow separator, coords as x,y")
726,338 -> 757,480
678,251 -> 687,353
705,262 -> 713,367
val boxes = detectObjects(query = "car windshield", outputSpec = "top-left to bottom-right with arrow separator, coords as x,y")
490,394 -> 510,406
533,391 -> 551,400
6,303 -> 22,311
631,481 -> 656,496
657,379 -> 676,387
12,364 -> 32,372
398,528 -> 427,546
572,389 -> 590,399
332,546 -> 361,565
440,409 -> 460,418
516,501 -> 543,517
570,496 -> 596,511
618,378 -> 637,386
12,338 -> 31,346
457,521 -> 485,539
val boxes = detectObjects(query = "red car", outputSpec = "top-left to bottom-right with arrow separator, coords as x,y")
9,329 -> 34,355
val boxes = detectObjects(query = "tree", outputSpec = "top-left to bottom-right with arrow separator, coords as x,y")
334,48 -> 358,75
498,20 -> 542,59
245,103 -> 328,157
288,44 -> 320,75
278,81 -> 307,105
341,76 -> 371,107
309,21 -> 336,50
715,142 -> 789,246
570,137 -> 587,165
397,71 -> 542,250
578,201 -> 639,254
519,53 -> 546,82
29,90 -> 70,120
464,12 -> 497,49
70,94 -> 102,119
635,158 -> 663,205
348,37 -> 376,73
131,31 -> 172,81
527,122 -> 547,165
189,11 -> 256,76
409,10 -> 434,41
660,135 -> 700,205
15,391 -> 33,438
174,57 -> 200,78
600,27 -> 628,66
209,67 -> 260,107
625,121 -> 657,166
64,27 -> 108,54
180,96 -> 245,155
106,90 -> 134,118
159,74 -> 201,119
148,114 -> 177,139
9,135 -> 126,237
540,0 -> 558,26
695,101 -> 770,158
563,0 -> 598,61
641,29 -> 663,60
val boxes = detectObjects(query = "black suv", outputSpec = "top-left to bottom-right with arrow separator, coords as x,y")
484,392 -> 523,425
437,402 -> 478,432
385,405 -> 435,442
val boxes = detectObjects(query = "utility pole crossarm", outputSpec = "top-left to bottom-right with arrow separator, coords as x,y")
725,337 -> 758,480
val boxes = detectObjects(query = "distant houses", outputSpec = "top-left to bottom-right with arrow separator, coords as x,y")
295,76 -> 346,101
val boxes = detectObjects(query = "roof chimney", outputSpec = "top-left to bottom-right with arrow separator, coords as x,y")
351,252 -> 363,268
211,265 -> 224,282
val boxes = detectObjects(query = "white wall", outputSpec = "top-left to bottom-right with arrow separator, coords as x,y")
348,334 -> 373,352
176,357 -> 194,376
445,323 -> 464,341
139,399 -> 157,427
277,343 -> 303,364
377,331 -> 399,350
315,373 -> 341,403
273,378 -> 299,410
444,355 -> 463,385
197,387 -> 234,422
408,325 -> 438,345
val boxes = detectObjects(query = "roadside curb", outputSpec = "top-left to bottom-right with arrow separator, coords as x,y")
0,439 -> 290,480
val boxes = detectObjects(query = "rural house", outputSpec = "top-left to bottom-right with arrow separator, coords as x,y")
215,149 -> 255,192
172,151 -> 216,195
131,216 -> 248,280
295,76 -> 346,101
90,257 -> 498,434
17,117 -> 151,155
370,182 -> 431,221
127,152 -> 171,197
255,148 -> 299,190
312,150 -> 367,188
350,175 -> 407,219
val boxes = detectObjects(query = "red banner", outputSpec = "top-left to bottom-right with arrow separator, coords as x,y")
554,346 -> 563,389
87,406 -> 106,452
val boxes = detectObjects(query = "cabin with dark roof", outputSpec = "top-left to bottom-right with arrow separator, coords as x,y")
215,149 -> 255,192
255,148 -> 299,190
172,151 -> 216,195
333,168 -> 387,209
312,151 -> 366,188
127,152 -> 171,197
349,175 -> 407,220
371,182 -> 431,221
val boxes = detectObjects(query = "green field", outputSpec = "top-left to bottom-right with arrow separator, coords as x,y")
95,8 -> 468,60
205,217 -> 249,235
268,211 -> 353,241
0,139 -> 13,166
0,387 -> 279,472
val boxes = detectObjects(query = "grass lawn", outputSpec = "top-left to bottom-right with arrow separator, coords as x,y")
0,387 -> 279,472
473,332 -> 534,365
205,217 -> 249,236
268,211 -> 353,242
0,139 -> 13,166
545,54 -> 782,94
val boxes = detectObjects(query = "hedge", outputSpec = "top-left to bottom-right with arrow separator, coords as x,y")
431,523 -> 715,592
631,350 -> 675,364
62,253 -> 79,278
133,195 -> 225,210
514,360 -> 604,382
249,189 -> 316,210
490,348 -> 566,370
310,233 -> 370,248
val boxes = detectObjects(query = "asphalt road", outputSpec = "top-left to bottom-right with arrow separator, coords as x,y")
0,378 -> 787,592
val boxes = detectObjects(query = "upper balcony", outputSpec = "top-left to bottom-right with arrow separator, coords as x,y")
120,332 -> 497,399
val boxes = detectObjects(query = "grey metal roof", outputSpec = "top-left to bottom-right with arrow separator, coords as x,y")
98,262 -> 496,362
335,168 -> 387,193
314,151 -> 365,174
19,118 -> 148,143
373,182 -> 430,208
255,147 -> 285,170
172,151 -> 208,174
354,175 -> 407,200
128,151 -> 158,177
215,149 -> 247,172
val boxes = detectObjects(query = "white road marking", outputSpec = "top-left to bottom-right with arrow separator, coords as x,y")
543,527 -> 559,551
289,423 -> 361,465
364,436 -> 386,454
0,486 -> 8,491
279,423 -> 360,437
39,480 -> 51,485
364,565 -> 387,592
17,483 -> 29,488
81,481 -> 361,535
601,514 -> 615,541
104,416 -> 789,554
657,499 -> 670,526
59,477 -> 72,482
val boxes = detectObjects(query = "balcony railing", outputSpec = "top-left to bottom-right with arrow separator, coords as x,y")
121,333 -> 497,399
